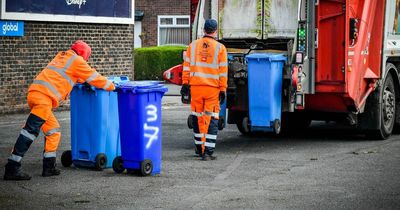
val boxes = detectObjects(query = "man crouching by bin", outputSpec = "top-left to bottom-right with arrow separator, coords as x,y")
3,40 -> 115,180
180,19 -> 228,161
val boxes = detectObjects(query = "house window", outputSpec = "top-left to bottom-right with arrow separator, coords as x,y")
158,15 -> 190,46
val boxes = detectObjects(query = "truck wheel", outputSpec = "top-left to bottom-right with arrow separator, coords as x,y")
112,156 -> 125,174
236,116 -> 251,135
94,153 -> 107,170
367,73 -> 396,140
61,150 -> 72,167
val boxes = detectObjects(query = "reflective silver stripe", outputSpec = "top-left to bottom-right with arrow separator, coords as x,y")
213,43 -> 221,65
45,128 -> 61,136
32,80 -> 62,99
9,154 -> 22,162
46,66 -> 74,87
219,62 -> 228,67
194,133 -> 204,138
43,152 -> 56,158
86,72 -> 99,83
205,142 -> 216,148
190,72 -> 219,80
20,129 -> 36,141
64,54 -> 78,69
191,111 -> 203,117
190,42 -> 196,66
193,62 -> 219,69
205,111 -> 219,118
205,134 -> 217,140
183,67 -> 190,71
190,40 -> 221,70
219,72 -> 228,78
45,54 -> 77,87
47,53 -> 77,71
184,56 -> 191,63
102,80 -> 112,90
194,140 -> 204,145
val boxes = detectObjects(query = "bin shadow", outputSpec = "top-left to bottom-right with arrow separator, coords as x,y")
220,120 -> 372,144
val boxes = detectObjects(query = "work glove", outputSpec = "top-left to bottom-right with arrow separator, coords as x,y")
111,81 -> 118,91
219,91 -> 226,104
180,84 -> 191,104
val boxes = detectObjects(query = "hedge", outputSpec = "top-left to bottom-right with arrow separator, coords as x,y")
134,45 -> 187,80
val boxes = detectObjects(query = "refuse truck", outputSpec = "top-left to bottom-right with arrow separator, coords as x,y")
165,0 -> 400,140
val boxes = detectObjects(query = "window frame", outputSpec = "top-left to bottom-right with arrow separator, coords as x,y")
157,15 -> 190,46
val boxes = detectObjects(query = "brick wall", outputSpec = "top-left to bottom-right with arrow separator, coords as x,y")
136,0 -> 190,47
0,21 -> 134,114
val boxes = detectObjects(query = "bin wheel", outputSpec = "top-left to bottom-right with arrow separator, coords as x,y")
273,119 -> 281,135
140,159 -> 153,176
95,153 -> 107,170
218,117 -> 225,131
237,116 -> 251,135
61,150 -> 72,167
112,156 -> 125,174
187,115 -> 194,129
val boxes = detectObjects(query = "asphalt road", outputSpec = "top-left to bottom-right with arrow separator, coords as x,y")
0,95 -> 399,209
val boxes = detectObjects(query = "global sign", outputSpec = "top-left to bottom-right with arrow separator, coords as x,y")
0,21 -> 24,37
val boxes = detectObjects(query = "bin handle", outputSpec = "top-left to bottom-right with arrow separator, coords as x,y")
120,88 -> 136,94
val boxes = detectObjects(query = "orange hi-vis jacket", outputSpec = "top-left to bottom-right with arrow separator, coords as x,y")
28,49 -> 115,108
182,36 -> 228,92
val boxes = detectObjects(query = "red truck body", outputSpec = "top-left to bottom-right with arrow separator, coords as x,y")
308,0 -> 385,113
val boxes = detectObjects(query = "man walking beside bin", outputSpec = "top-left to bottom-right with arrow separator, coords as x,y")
181,19 -> 228,161
3,40 -> 116,180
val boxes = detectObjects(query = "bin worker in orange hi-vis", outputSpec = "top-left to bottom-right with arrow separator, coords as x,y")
3,40 -> 116,180
181,19 -> 228,161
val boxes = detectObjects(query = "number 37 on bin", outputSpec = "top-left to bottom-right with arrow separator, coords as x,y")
144,104 -> 159,149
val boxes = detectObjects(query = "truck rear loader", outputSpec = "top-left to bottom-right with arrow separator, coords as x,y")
165,0 -> 400,140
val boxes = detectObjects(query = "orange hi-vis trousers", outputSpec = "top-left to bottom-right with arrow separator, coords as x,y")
28,91 -> 61,156
190,86 -> 220,156
8,91 -> 61,163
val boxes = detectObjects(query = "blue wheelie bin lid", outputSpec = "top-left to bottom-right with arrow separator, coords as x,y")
118,81 -> 168,93
246,53 -> 287,62
135,84 -> 168,93
74,76 -> 130,91
108,76 -> 130,85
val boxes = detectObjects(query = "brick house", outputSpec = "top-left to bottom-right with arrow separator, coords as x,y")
0,1 -> 134,114
135,0 -> 191,47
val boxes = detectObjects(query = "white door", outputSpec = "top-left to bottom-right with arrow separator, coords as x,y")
134,21 -> 142,48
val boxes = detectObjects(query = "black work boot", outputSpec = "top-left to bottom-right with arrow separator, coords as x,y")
42,157 -> 61,177
201,154 -> 217,161
4,160 -> 31,181
194,147 -> 202,157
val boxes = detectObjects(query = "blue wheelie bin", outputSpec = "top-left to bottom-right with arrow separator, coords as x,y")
218,100 -> 227,130
246,53 -> 286,134
61,76 -> 129,170
113,81 -> 168,176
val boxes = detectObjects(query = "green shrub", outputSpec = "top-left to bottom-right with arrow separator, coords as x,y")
134,45 -> 187,80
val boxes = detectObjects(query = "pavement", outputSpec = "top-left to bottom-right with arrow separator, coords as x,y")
163,83 -> 181,96
0,93 -> 399,209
